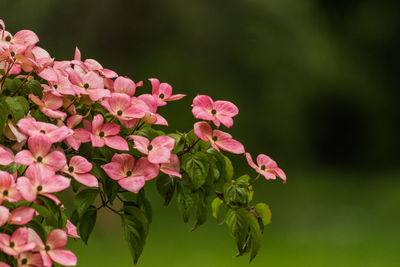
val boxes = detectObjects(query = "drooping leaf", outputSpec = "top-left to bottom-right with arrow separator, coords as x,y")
79,206 -> 97,244
191,190 -> 208,231
156,175 -> 176,206
211,197 -> 224,221
254,203 -> 272,226
74,189 -> 99,216
176,183 -> 195,223
181,152 -> 209,189
122,205 -> 149,265
224,179 -> 250,206
24,80 -> 43,98
225,208 -> 249,254
248,211 -> 263,262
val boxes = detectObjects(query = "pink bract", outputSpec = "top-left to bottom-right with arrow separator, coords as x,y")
128,135 -> 175,164
245,153 -> 286,183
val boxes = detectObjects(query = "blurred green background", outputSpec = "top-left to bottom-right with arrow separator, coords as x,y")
1,0 -> 400,266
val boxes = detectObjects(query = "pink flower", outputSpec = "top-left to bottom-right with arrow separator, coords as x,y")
192,95 -> 238,128
8,206 -> 35,225
84,114 -> 129,151
128,135 -> 175,164
29,93 -> 67,121
0,171 -> 21,204
17,118 -> 74,143
113,76 -> 137,96
100,93 -> 144,121
160,154 -> 182,178
65,220 -> 80,239
149,78 -> 185,106
29,229 -> 77,267
63,115 -> 91,151
136,94 -> 168,125
66,68 -> 110,101
63,156 -> 98,187
102,154 -> 159,193
194,122 -> 244,154
245,153 -> 286,183
17,252 -> 43,267
0,146 -> 13,165
15,135 -> 67,173
17,164 -> 70,204
0,227 -> 36,256
0,262 -> 9,267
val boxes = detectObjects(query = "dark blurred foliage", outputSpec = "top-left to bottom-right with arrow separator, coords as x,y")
1,0 -> 399,171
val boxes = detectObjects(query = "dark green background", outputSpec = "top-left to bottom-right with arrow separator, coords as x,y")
1,0 -> 399,266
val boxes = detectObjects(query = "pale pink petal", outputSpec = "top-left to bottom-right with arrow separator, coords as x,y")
28,94 -> 44,107
101,123 -> 120,136
0,206 -> 10,227
72,128 -> 91,142
148,148 -> 171,164
149,78 -> 160,95
66,68 -> 83,86
256,154 -> 276,168
166,94 -> 186,101
72,173 -> 98,187
16,177 -> 36,202
42,175 -> 70,193
46,229 -> 67,248
129,135 -> 149,155
0,146 -> 13,165
46,126 -> 74,143
40,107 -> 67,121
38,67 -> 58,82
213,100 -> 239,117
245,153 -> 258,170
69,156 -> 92,173
151,136 -> 175,150
66,220 -> 80,238
101,162 -> 125,181
90,134 -> 105,147
66,115 -> 84,129
114,77 -> 136,96
118,177 -> 145,194
87,88 -> 110,101
215,115 -> 234,128
14,150 -> 34,166
111,153 -> 135,171
104,136 -> 129,151
194,121 -> 213,141
28,135 -> 52,157
9,206 -> 35,225
91,114 -> 104,134
43,151 -> 67,171
42,93 -> 63,109
160,154 -> 181,178
132,158 -> 159,180
13,30 -> 39,46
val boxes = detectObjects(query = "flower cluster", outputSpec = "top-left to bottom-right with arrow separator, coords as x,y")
0,19 -> 285,266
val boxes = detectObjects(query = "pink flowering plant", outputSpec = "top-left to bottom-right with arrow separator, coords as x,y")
0,19 -> 286,266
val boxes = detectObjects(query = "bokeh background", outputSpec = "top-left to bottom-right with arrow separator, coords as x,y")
1,0 -> 400,266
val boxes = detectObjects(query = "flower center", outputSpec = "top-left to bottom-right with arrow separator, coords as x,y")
36,156 -> 43,163
212,136 -> 218,141
21,258 -> 28,265
68,166 -> 74,173
54,84 -> 58,89
40,130 -> 46,134
37,185 -> 43,192
3,190 -> 8,196
9,242 -> 15,248
117,110 -> 123,116
99,131 -> 105,137
159,93 -> 165,99
5,36 -> 11,42
260,165 -> 266,171
10,51 -> 15,57
83,83 -> 89,89
211,109 -> 217,115
126,171 -> 132,177
7,114 -> 12,120
45,245 -> 50,251
147,145 -> 153,151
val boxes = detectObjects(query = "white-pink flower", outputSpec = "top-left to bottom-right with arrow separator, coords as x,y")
128,135 -> 175,164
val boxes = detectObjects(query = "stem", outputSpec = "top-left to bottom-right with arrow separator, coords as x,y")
248,174 -> 261,187
0,60 -> 15,90
62,96 -> 77,112
129,120 -> 145,135
178,138 -> 200,156
11,71 -> 32,97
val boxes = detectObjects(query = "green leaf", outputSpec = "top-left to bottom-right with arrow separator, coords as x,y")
122,205 -> 149,265
223,155 -> 234,181
211,197 -> 223,221
6,96 -> 29,122
254,203 -> 272,226
206,149 -> 233,182
168,133 -> 185,154
248,212 -> 263,262
191,191 -> 208,231
24,80 -> 43,98
79,206 -> 97,244
181,152 -> 209,189
32,202 -> 51,218
26,219 -> 47,242
4,78 -> 20,92
224,179 -> 250,206
225,208 -> 249,253
176,183 -> 195,223
0,99 -> 7,136
74,189 -> 99,216
156,175 -> 176,205
0,163 -> 21,174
